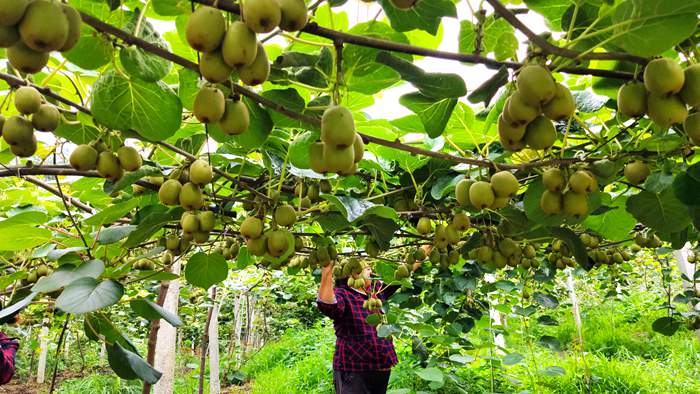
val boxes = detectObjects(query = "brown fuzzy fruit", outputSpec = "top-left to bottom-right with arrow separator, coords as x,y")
158,179 -> 182,206
219,99 -> 250,136
242,0 -> 281,34
7,41 -> 49,74
624,161 -> 650,185
680,64 -> 700,108
221,21 -> 258,68
117,146 -> 142,172
14,86 -> 42,115
469,181 -> 495,209
684,112 -> 700,145
31,104 -> 60,131
647,93 -> 688,128
0,25 -> 19,48
237,43 -> 270,86
186,6 -> 226,52
2,115 -> 33,146
524,116 -> 556,150
278,0 -> 308,32
617,82 -> 647,118
199,50 -> 233,84
193,86 -> 225,123
506,90 -> 540,125
19,0 -> 69,52
321,105 -> 355,148
69,144 -> 99,171
643,57 -> 684,96
517,65 -> 556,106
97,151 -> 124,181
179,182 -> 204,211
0,0 -> 29,27
542,83 -> 575,121
60,5 -> 82,52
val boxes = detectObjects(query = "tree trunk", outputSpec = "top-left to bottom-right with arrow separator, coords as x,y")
36,320 -> 50,384
209,287 -> 221,394
673,245 -> 700,343
199,287 -> 217,394
566,270 -> 583,342
153,259 -> 182,394
233,293 -> 244,368
142,277 -> 172,394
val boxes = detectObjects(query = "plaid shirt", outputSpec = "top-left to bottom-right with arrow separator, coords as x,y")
317,282 -> 400,372
0,332 -> 18,385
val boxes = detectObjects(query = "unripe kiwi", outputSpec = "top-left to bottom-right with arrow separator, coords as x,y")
179,182 -> 204,211
237,43 -> 270,86
19,0 -> 69,52
221,21 -> 258,68
524,116 -> 556,150
680,64 -> 700,108
684,112 -> 700,145
490,196 -> 509,209
31,104 -> 60,131
186,6 -> 226,52
352,134 -> 365,163
0,0 -> 29,26
60,5 -> 81,52
278,0 -> 308,32
542,83 -> 575,121
416,217 -> 433,234
469,181 -> 495,210
0,25 -> 19,48
490,171 -> 519,198
199,50 -> 233,84
497,114 -> 526,146
445,224 -> 460,244
180,212 -> 200,233
322,105 -> 356,148
455,178 -> 474,207
158,179 -> 182,205
274,205 -> 297,226
193,86 -> 226,123
103,145 -> 133,172
323,144 -> 355,174
309,141 -> 326,173
240,216 -> 263,239
198,211 -> 216,232
189,159 -> 213,185
643,57 -> 684,95
7,41 -> 49,74
242,0 -> 281,34
568,170 -> 594,194
623,161 -> 650,185
219,99 -> 250,135
193,231 -> 210,244
647,93 -> 688,128
69,144 -> 99,171
542,168 -> 565,192
10,134 -> 37,157
516,65 -> 556,106
2,115 -> 33,146
540,190 -> 563,215
267,230 -> 290,257
97,151 -> 124,181
617,81 -> 647,118
14,86 -> 42,115
506,90 -> 540,125
452,212 -> 470,231
563,191 -> 588,219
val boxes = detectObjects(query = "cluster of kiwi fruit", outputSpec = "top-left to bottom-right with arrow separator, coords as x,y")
239,211 -> 294,260
69,140 -> 143,181
455,171 -> 520,210
332,257 -> 368,289
294,179 -> 331,209
394,247 -> 426,279
469,236 -> 539,270
498,65 -> 574,151
428,247 -> 461,271
20,262 -> 51,285
306,243 -> 338,268
193,86 -> 251,136
211,237 -> 241,260
309,106 -> 365,176
0,0 -> 81,74
546,240 -> 576,270
2,86 -> 61,157
617,58 -> 700,142
633,229 -> 663,249
539,168 -> 597,219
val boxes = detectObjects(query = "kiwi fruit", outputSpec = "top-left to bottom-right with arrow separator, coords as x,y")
219,99 -> 250,135
309,141 -> 326,173
517,65 -> 556,106
179,182 -> 204,210
352,134 -> 365,163
267,230 -> 289,257
617,81 -> 647,118
221,21 -> 258,68
186,6 -> 226,52
278,0 -> 308,31
390,0 -> 417,9
274,205 -> 297,226
237,43 -> 270,86
563,191 -> 588,219
684,112 -> 700,144
69,144 -> 98,171
524,116 -> 556,150
2,115 -> 33,146
0,0 -> 29,26
10,134 -> 36,157
490,196 -> 510,209
158,179 -> 182,205
240,216 -> 263,239
455,178 -> 474,207
247,236 -> 268,256
469,181 -> 495,209
643,57 -> 684,95
7,41 -> 49,74
15,86 -> 42,115
568,170 -> 594,194
198,211 -> 216,232
500,134 -> 526,152
623,161 -> 650,185
117,146 -> 142,171
452,212 -> 470,231
97,151 -> 124,181
647,93 -> 688,128
540,190 -> 562,215
0,24 -> 18,48
321,106 -> 356,148
199,50 -> 233,83
497,114 -> 526,146
490,171 -> 519,198
542,83 -> 575,120
322,144 -> 355,174
542,168 -> 564,192
506,90 -> 540,125
189,159 -> 213,185
19,0 -> 69,52
193,86 -> 226,123
242,0 -> 281,33
31,103 -> 60,131
416,216 -> 433,234
445,224 -> 460,244
680,64 -> 700,108
59,5 -> 81,52
180,212 -> 200,233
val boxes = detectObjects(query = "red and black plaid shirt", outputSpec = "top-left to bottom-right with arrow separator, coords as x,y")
317,282 -> 400,372
0,332 -> 18,385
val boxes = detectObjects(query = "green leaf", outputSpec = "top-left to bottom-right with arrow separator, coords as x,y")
130,298 -> 183,327
549,227 -> 592,270
415,367 -> 444,384
104,165 -> 162,194
583,195 -> 637,242
612,0 -> 700,56
107,342 -> 162,383
322,195 -> 377,222
0,292 -> 38,321
32,259 -> 105,293
0,225 -> 52,251
288,130 -> 319,169
96,225 -> 137,244
399,93 -> 457,138
379,0 -> 457,35
541,366 -> 566,376
503,353 -> 524,366
533,292 -> 559,309
572,90 -> 608,113
64,25 -> 113,70
86,199 -> 140,226
91,70 -> 182,141
626,188 -> 691,234
124,207 -> 183,248
651,316 -> 681,336
120,14 -> 171,82
375,52 -> 466,99
673,163 -> 700,206
185,252 -> 229,290
366,313 -> 382,327
537,335 -> 562,351
0,211 -> 47,230
524,0 -> 571,31
56,278 -> 124,314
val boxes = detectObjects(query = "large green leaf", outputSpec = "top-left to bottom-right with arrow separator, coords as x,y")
524,0 -> 572,31
85,199 -> 140,226
107,342 -> 162,383
399,93 -> 457,138
379,0 -> 457,35
56,278 -> 124,314
32,259 -> 105,293
626,188 -> 691,234
0,211 -> 47,230
583,195 -> 637,242
185,252 -> 229,290
96,225 -> 138,244
64,25 -> 113,70
288,130 -> 319,169
124,207 -> 184,248
130,298 -> 183,327
673,163 -> 700,206
91,70 -> 182,140
376,52 -> 466,99
120,13 -> 172,82
0,292 -> 38,321
0,225 -> 52,251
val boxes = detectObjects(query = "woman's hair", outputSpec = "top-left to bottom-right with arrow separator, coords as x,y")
334,277 -> 349,287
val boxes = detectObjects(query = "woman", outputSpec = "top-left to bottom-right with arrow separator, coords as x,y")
0,331 -> 18,385
317,259 -> 420,394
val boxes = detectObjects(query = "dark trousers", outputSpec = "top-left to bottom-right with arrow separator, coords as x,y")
333,370 -> 391,394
